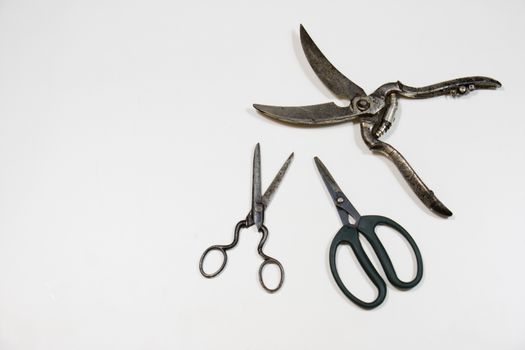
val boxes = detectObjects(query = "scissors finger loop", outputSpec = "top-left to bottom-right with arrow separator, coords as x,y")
330,226 -> 387,309
199,246 -> 228,278
259,258 -> 284,293
198,220 -> 248,278
359,215 -> 423,289
255,225 -> 285,292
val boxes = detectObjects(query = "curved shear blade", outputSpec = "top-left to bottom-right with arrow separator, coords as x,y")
300,25 -> 366,100
253,102 -> 354,125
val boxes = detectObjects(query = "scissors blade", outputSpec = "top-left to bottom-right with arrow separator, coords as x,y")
314,156 -> 343,198
253,102 -> 354,125
300,25 -> 366,101
252,143 -> 264,229
262,152 -> 294,208
314,157 -> 360,223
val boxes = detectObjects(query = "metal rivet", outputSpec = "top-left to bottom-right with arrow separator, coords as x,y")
356,99 -> 370,111
337,197 -> 344,203
468,84 -> 475,91
459,86 -> 467,94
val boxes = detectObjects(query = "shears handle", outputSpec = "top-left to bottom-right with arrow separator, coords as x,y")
256,225 -> 284,293
329,215 -> 423,309
329,225 -> 386,309
359,215 -> 423,289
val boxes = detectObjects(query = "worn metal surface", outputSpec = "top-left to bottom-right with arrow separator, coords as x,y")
262,152 -> 294,208
300,24 -> 365,100
252,143 -> 264,230
253,25 -> 502,217
199,144 -> 293,293
252,102 -> 353,125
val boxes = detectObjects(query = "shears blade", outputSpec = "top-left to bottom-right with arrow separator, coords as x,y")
314,156 -> 342,196
300,24 -> 366,101
262,152 -> 294,207
253,102 -> 354,125
252,143 -> 264,229
314,157 -> 360,224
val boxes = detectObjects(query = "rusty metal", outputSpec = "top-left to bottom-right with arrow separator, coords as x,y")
254,25 -> 501,217
199,144 -> 294,293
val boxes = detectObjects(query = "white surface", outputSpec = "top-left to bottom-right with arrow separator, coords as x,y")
0,0 -> 524,349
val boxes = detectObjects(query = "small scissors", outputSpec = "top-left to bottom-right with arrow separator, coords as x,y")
315,157 -> 423,309
254,25 -> 501,217
199,143 -> 294,293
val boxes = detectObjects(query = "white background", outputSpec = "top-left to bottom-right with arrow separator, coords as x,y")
0,0 -> 524,349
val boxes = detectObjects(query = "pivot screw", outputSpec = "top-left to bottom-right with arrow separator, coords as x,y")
337,197 -> 344,204
356,99 -> 370,111
459,86 -> 467,94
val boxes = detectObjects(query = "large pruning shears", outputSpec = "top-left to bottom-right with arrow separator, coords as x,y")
253,25 -> 501,217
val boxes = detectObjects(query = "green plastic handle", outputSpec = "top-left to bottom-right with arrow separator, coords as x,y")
329,215 -> 423,309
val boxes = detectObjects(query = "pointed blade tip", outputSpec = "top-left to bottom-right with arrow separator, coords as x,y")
432,202 -> 453,217
313,156 -> 323,169
252,104 -> 273,117
298,24 -> 366,100
299,24 -> 310,42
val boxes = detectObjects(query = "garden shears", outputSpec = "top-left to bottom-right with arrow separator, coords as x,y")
254,25 -> 501,217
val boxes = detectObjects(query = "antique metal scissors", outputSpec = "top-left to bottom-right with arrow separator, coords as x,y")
254,25 -> 501,217
199,143 -> 294,293
315,157 -> 423,309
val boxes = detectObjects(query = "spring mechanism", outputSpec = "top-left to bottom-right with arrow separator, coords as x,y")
374,93 -> 397,138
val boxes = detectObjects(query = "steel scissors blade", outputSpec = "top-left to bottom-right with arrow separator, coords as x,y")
315,157 -> 423,309
199,144 -> 294,293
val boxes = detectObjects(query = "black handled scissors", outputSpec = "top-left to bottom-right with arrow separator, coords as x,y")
254,25 -> 501,217
199,144 -> 294,293
315,157 -> 423,309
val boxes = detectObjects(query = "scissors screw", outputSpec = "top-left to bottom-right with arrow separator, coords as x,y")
356,99 -> 370,111
459,85 -> 467,94
468,84 -> 475,91
337,197 -> 344,204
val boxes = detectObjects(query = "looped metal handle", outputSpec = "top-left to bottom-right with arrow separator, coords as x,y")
199,221 -> 284,293
329,225 -> 387,309
199,245 -> 228,278
258,258 -> 284,293
198,220 -> 246,279
256,225 -> 284,293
